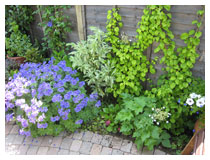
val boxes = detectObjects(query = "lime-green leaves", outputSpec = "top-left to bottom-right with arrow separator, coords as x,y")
180,33 -> 189,40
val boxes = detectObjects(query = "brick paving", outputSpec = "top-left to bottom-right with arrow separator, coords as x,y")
5,122 -> 168,155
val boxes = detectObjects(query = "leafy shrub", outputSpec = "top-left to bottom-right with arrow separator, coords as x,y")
5,59 -> 20,83
67,26 -> 115,97
103,93 -> 171,150
5,21 -> 42,63
5,58 -> 101,137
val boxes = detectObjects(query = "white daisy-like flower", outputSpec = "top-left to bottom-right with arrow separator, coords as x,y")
186,98 -> 194,106
196,98 -> 205,107
154,119 -> 156,122
166,121 -> 169,123
196,94 -> 201,99
157,122 -> 159,125
190,93 -> 197,99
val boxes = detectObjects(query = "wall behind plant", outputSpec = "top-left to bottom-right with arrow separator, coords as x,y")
31,5 -> 205,84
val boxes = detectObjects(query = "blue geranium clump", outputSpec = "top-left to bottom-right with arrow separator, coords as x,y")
5,57 -> 101,137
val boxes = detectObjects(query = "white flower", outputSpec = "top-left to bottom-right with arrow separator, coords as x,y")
196,94 -> 201,99
163,106 -> 165,109
186,98 -> 194,106
157,122 -> 159,125
152,108 -> 154,111
151,116 -> 154,119
148,114 -> 151,117
190,93 -> 197,99
166,121 -> 169,123
154,119 -> 156,122
196,98 -> 205,107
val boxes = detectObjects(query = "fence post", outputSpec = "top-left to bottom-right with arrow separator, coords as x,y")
75,5 -> 86,41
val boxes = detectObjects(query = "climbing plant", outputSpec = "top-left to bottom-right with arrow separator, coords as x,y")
145,6 -> 205,136
105,6 -> 172,97
36,5 -> 72,57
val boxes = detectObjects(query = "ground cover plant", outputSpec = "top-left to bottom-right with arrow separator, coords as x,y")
5,57 -> 101,137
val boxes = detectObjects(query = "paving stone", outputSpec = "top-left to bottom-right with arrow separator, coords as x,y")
40,136 -> 53,147
27,145 -> 38,155
58,149 -> 69,155
7,121 -> 16,125
58,131 -> 67,137
31,136 -> 44,146
37,146 -> 49,155
101,147 -> 112,155
101,135 -> 113,147
124,152 -> 132,155
112,149 -> 123,155
50,136 -> 63,148
70,140 -> 82,152
90,144 -> 103,155
120,139 -> 133,153
23,136 -> 34,145
111,136 -> 123,149
60,137 -> 73,150
131,143 -> 142,155
154,149 -> 166,155
47,147 -> 59,155
69,151 -> 80,155
10,125 -> 19,134
141,147 -> 154,155
5,144 -> 20,155
73,131 -> 84,140
5,134 -> 16,145
66,133 -> 73,139
5,125 -> 13,135
91,133 -> 103,144
17,144 -> 29,155
82,131 -> 94,142
13,134 -> 25,145
80,141 -> 92,154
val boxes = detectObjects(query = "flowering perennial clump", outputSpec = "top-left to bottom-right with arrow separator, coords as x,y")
185,93 -> 205,115
149,107 -> 171,125
5,57 -> 101,137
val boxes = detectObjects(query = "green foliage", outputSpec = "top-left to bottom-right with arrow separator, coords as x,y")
100,104 -> 121,133
113,93 -> 171,150
5,59 -> 20,82
5,5 -> 34,37
36,5 -> 72,55
68,27 -> 115,97
106,6 -> 173,97
5,21 -> 42,62
144,7 -> 205,137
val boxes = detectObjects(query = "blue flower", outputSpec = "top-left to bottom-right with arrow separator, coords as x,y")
184,103 -> 187,106
95,100 -> 101,107
58,87 -> 65,93
177,99 -> 180,104
52,94 -> 62,102
89,93 -> 98,101
79,81 -> 85,87
74,106 -> 81,112
75,119 -> 83,125
47,21 -> 53,27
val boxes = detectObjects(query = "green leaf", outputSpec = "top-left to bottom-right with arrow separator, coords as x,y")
192,20 -> 198,25
170,83 -> 175,89
180,33 -> 189,40
151,127 -> 160,139
115,110 -> 133,121
154,47 -> 160,53
162,139 -> 171,148
195,31 -> 202,38
164,5 -> 171,11
189,30 -> 195,36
